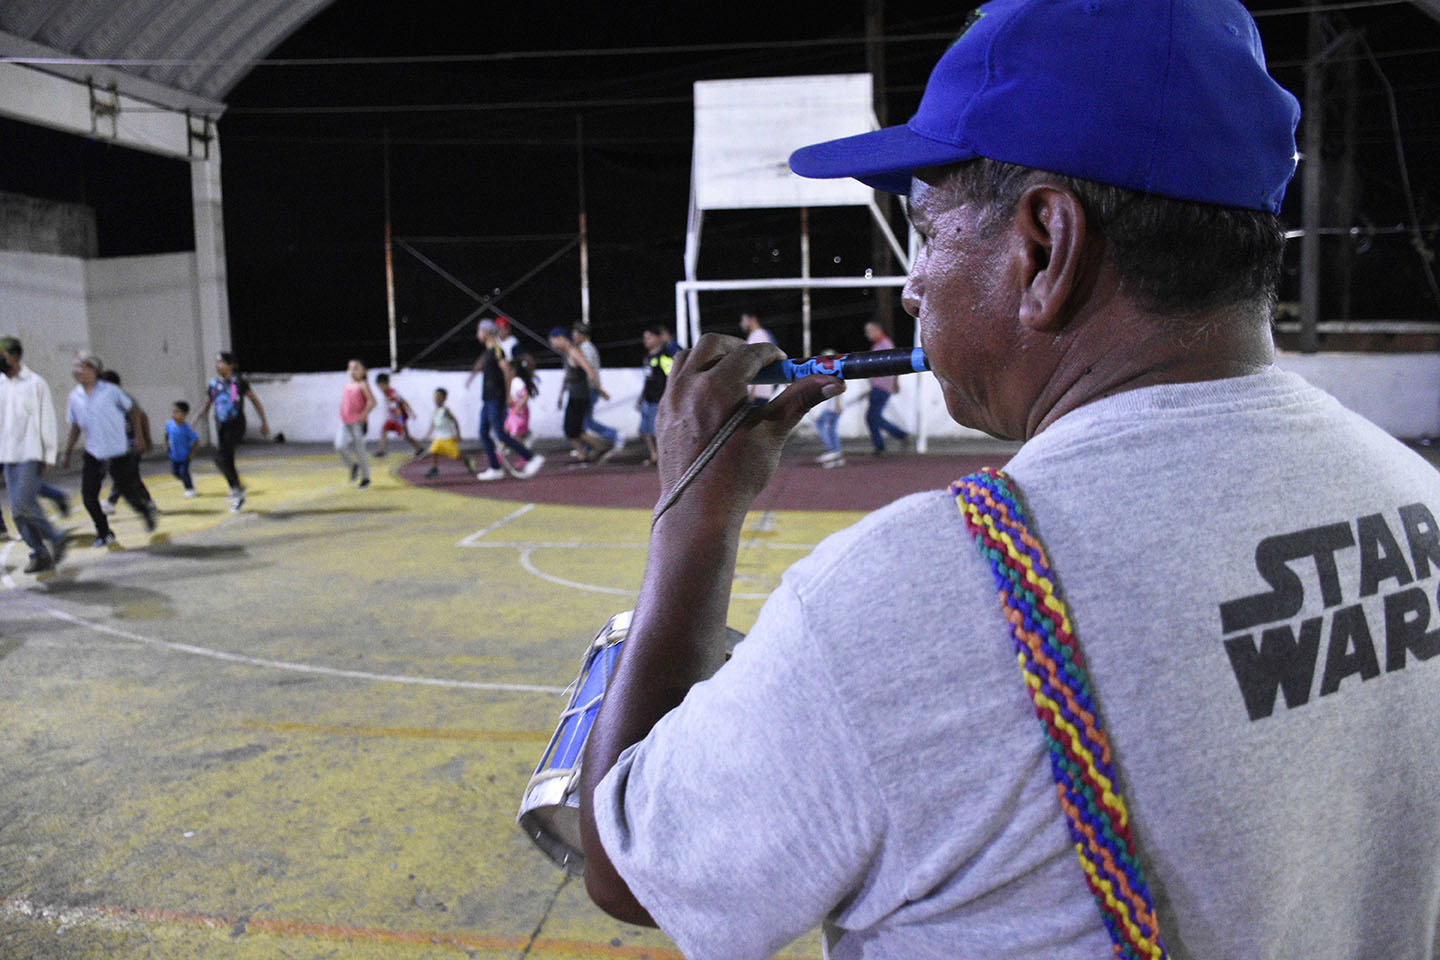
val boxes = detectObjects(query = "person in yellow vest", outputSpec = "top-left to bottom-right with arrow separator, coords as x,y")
636,324 -> 678,467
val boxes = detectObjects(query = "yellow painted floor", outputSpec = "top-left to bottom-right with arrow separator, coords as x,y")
0,450 -> 864,959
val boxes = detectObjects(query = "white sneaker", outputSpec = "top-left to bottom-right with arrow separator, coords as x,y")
822,456 -> 846,469
476,467 -> 505,481
229,488 -> 246,512
100,500 -> 116,516
519,454 -> 546,478
596,443 -> 621,464
183,489 -> 197,499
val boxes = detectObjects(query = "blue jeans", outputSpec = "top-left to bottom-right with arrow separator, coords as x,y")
480,399 -> 533,469
170,458 -> 194,490
3,460 -> 59,561
638,401 -> 660,437
866,389 -> 908,451
816,410 -> 841,453
585,387 -> 619,444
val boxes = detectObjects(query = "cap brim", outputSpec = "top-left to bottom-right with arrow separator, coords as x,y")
788,123 -> 979,196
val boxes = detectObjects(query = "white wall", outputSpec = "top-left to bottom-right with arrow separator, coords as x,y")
0,249 -> 209,438
0,249 -> 90,395
245,367 -> 650,444
1275,351 -> 1440,439
86,253 -> 204,437
243,353 -> 1440,446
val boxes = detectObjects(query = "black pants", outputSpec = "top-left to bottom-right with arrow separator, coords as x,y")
83,452 -> 149,538
563,390 -> 592,440
215,417 -> 245,489
106,451 -> 153,506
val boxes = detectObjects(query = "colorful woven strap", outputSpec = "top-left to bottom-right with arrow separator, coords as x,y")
952,468 -> 1167,960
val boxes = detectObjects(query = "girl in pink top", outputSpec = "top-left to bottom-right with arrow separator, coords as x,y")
336,359 -> 377,487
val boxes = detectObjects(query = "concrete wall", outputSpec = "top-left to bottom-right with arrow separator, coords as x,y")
1275,351 -> 1440,439
86,252 -> 205,438
244,367 -> 651,445
244,352 -> 1440,447
0,249 -> 208,437
244,366 -> 1019,446
0,249 -> 91,398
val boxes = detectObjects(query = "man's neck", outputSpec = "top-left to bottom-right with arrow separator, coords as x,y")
1028,311 -> 1275,438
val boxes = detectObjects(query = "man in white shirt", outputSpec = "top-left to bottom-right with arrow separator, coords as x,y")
60,354 -> 157,548
0,336 -> 66,573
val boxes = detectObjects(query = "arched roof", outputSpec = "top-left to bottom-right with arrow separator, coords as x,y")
0,0 -> 337,115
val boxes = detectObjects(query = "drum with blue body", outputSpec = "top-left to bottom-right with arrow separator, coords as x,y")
517,610 -> 631,875
517,610 -> 742,874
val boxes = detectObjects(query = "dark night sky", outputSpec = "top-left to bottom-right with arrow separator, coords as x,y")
4,1 -> 1440,372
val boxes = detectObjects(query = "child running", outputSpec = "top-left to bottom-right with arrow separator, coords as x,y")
375,372 -> 423,457
421,387 -> 475,478
504,354 -> 537,443
336,359 -> 376,488
166,401 -> 200,497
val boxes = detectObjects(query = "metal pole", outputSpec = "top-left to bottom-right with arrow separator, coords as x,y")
577,115 -> 591,327
383,128 -> 398,371
801,206 -> 812,356
1299,5 -> 1324,354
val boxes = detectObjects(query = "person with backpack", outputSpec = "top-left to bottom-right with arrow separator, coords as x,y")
195,352 -> 269,512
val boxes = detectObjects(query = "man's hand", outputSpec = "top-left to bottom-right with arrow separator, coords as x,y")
578,334 -> 841,924
656,333 -> 842,523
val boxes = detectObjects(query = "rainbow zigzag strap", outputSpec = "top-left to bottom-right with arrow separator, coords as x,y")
952,468 -> 1167,960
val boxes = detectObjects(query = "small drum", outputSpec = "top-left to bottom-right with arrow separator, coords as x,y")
517,610 -> 742,874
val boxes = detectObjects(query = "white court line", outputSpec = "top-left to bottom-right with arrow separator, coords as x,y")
516,547 -> 775,601
456,503 -> 535,547
41,606 -> 566,695
518,547 -> 634,597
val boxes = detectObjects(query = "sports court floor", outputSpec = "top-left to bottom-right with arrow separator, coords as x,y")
0,435 -> 1015,959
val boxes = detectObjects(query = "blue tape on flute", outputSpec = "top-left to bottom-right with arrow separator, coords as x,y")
751,347 -> 930,384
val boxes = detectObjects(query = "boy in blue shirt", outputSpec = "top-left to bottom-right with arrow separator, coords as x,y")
165,401 -> 200,498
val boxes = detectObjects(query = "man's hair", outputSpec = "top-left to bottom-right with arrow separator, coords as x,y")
571,323 -> 590,338
434,386 -> 448,399
78,353 -> 103,372
643,324 -> 671,337
376,372 -> 390,383
938,158 -> 1284,318
0,336 -> 21,357
175,400 -> 190,414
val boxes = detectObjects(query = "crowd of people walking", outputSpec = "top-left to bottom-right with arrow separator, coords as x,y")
1,311 -> 902,575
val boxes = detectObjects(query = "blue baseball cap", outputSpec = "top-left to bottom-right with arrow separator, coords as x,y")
788,0 -> 1301,213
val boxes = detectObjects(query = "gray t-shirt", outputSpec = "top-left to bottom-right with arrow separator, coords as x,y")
594,369 -> 1440,960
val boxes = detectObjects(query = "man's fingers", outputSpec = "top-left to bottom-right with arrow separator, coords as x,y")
708,340 -> 786,385
763,376 -> 844,428
681,333 -> 747,374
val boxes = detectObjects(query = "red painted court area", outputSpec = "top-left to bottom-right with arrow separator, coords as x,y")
396,438 -> 1022,511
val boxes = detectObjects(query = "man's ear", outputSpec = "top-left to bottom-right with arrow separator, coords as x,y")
1013,184 -> 1089,333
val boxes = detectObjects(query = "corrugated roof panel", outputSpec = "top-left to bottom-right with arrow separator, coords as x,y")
0,0 -> 335,104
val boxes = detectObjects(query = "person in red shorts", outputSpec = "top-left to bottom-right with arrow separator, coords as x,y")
374,371 -> 423,457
